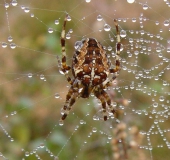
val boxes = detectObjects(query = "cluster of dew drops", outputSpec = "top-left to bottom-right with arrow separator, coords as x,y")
2,0 -> 170,123
2,1 -> 31,49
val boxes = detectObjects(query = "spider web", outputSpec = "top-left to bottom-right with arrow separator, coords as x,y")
0,0 -> 170,159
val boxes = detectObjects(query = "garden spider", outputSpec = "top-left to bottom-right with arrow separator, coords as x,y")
57,14 -> 121,124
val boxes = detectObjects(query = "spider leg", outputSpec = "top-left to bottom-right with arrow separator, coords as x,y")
94,89 -> 108,121
57,55 -> 73,84
104,19 -> 121,87
60,87 -> 73,120
61,14 -> 71,71
102,90 -> 116,115
58,14 -> 73,85
61,88 -> 78,121
110,19 -> 121,73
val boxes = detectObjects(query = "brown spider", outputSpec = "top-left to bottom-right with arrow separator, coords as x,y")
57,14 -> 121,124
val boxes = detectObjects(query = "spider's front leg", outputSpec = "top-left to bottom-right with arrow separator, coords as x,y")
57,55 -> 72,84
60,14 -> 70,71
57,14 -> 73,84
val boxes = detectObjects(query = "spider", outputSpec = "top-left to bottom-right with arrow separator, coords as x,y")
57,14 -> 121,124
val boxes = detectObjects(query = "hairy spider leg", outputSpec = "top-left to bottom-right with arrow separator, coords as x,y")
59,14 -> 72,84
94,89 -> 108,121
105,19 -> 121,87
61,87 -> 73,120
57,55 -> 73,84
102,90 -> 116,115
61,86 -> 78,120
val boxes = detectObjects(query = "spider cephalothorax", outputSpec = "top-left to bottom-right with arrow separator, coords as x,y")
57,14 -> 121,123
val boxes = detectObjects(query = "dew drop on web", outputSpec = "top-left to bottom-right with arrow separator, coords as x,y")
97,15 -> 103,21
104,24 -> 111,31
11,0 -> 17,6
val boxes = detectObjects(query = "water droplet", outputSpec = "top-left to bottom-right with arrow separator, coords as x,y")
164,20 -> 169,26
66,15 -> 71,21
120,30 -> 126,37
163,81 -> 168,86
69,29 -> 73,33
28,73 -> 32,78
25,151 -> 30,157
74,41 -> 83,50
154,76 -> 159,80
8,36 -> 13,42
66,33 -> 71,39
85,0 -> 91,2
30,13 -> 34,17
143,4 -> 148,10
110,38 -> 114,42
59,69 -> 64,75
11,0 -> 17,6
40,143 -> 45,148
10,43 -> 16,49
154,119 -> 158,124
93,115 -> 99,120
5,3 -> 9,8
80,120 -> 84,124
92,127 -> 97,132
167,47 -> 170,53
54,156 -> 59,160
129,38 -> 133,43
2,42 -> 7,48
21,5 -> 25,9
59,120 -> 64,126
135,74 -> 139,79
156,47 -> 161,52
40,74 -> 45,80
108,46 -> 112,51
119,44 -> 124,52
155,21 -> 159,25
97,15 -> 103,21
132,18 -> 136,22
24,7 -> 30,13
159,96 -> 164,102
104,24 -> 111,31
153,102 -> 158,108
55,20 -> 59,25
48,28 -> 53,33
134,50 -> 139,55
55,93 -> 60,98
127,0 -> 135,3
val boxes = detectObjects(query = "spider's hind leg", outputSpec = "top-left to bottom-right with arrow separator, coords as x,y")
94,90 -> 108,121
102,90 -> 116,115
60,87 -> 78,122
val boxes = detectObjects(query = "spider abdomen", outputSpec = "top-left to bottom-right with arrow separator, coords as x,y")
72,38 -> 110,87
